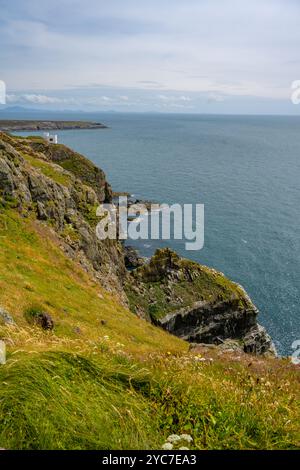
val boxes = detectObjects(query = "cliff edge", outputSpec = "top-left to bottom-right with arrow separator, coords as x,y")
0,132 -> 275,354
125,248 -> 275,355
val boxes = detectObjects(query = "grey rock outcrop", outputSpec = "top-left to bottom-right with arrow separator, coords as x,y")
0,307 -> 15,326
126,248 -> 276,355
124,246 -> 145,270
33,311 -> 54,331
243,324 -> 276,355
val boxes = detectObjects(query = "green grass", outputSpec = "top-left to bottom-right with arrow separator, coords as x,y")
0,351 -> 159,450
77,201 -> 99,227
0,348 -> 299,450
0,208 -> 186,355
22,152 -> 71,187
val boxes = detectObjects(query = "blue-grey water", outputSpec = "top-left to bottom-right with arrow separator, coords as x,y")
11,112 -> 300,355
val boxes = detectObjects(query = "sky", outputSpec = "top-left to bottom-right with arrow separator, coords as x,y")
0,0 -> 300,114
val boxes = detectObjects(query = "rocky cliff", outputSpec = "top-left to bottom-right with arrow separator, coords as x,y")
125,249 -> 276,355
0,132 -> 126,301
0,132 -> 275,354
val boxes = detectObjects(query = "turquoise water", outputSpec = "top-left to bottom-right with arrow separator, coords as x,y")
14,113 -> 300,354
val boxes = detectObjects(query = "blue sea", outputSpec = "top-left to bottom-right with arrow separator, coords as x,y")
11,112 -> 300,355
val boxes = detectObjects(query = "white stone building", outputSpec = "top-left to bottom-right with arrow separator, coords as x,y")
44,132 -> 58,144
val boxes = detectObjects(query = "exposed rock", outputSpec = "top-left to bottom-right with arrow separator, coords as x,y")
23,306 -> 54,330
156,298 -> 256,344
124,246 -> 145,270
0,158 -> 14,195
125,248 -> 276,355
34,312 -> 54,330
0,307 -> 15,326
243,324 -> 276,355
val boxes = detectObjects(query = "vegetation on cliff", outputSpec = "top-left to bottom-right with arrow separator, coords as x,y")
125,248 -> 252,320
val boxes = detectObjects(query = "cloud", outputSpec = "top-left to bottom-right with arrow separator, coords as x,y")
207,93 -> 225,103
158,94 -> 192,102
6,93 -> 76,104
0,81 -> 6,105
1,0 -> 300,112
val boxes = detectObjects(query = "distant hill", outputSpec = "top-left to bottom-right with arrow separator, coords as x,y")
0,119 -> 107,131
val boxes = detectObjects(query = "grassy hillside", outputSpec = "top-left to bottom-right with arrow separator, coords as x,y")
0,207 -> 299,450
0,208 -> 184,355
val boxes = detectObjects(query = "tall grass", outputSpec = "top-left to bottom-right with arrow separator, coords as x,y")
0,202 -> 299,450
0,348 -> 299,450
0,351 -> 160,450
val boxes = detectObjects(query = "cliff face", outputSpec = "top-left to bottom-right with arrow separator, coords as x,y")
0,132 -> 126,301
125,249 -> 276,355
0,132 -> 275,354
28,140 -> 112,202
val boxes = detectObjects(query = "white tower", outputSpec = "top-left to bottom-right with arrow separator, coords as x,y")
44,132 -> 58,144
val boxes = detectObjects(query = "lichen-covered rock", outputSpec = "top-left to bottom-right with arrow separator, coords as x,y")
124,246 -> 145,269
243,324 -> 276,355
34,312 -> 55,330
0,307 -> 15,326
0,158 -> 14,195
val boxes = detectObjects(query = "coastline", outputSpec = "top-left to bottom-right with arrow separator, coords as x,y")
0,120 -> 108,131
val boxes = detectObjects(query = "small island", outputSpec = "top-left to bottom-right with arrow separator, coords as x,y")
0,120 -> 108,131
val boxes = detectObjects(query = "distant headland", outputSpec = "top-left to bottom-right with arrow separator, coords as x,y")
0,120 -> 108,131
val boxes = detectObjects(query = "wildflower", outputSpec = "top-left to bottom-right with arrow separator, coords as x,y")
180,434 -> 193,443
194,356 -> 204,362
162,442 -> 173,450
167,434 -> 181,443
